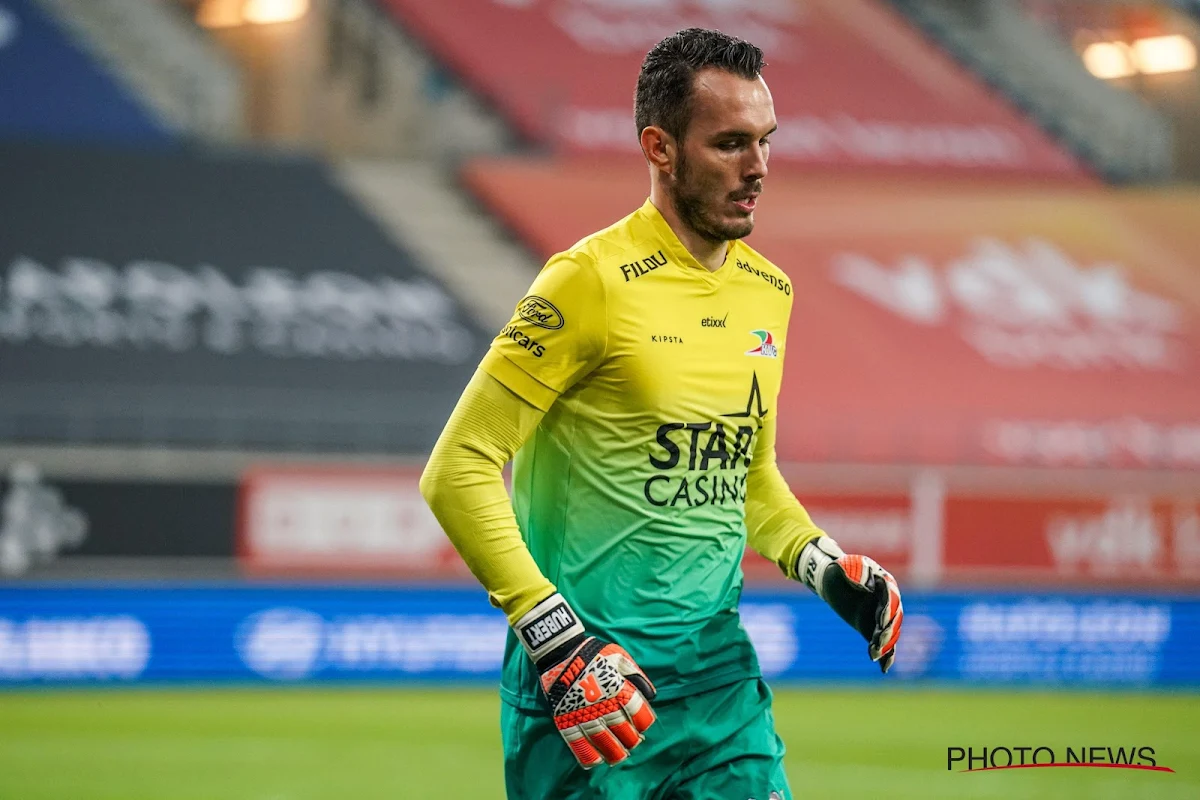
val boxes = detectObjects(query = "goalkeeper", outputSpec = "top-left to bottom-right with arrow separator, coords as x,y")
420,27 -> 903,800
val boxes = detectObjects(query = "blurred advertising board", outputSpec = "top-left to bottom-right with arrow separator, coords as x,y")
237,466 -> 469,579
465,161 -> 1200,469
748,491 -> 1200,587
0,143 -> 486,452
742,492 -> 915,582
382,0 -> 1084,178
943,496 -> 1200,586
237,466 -> 1200,588
0,464 -> 235,577
238,467 -> 917,581
0,586 -> 1195,686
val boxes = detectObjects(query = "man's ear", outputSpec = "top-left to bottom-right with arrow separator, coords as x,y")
640,126 -> 676,177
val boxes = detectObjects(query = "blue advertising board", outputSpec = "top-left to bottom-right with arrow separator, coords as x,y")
0,585 -> 1196,686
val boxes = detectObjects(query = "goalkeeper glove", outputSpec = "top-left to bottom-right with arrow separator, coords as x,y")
514,593 -> 657,769
798,536 -> 903,673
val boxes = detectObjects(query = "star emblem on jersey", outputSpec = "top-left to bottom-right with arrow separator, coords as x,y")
745,329 -> 778,358
722,372 -> 768,423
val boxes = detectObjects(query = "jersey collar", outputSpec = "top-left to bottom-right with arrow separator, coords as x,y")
638,199 -> 738,287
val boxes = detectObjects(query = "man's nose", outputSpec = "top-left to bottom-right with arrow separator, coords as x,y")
744,143 -> 768,183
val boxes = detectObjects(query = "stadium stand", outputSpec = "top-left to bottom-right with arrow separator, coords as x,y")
34,0 -> 240,142
0,142 -> 487,454
379,0 -> 1090,179
889,0 -> 1175,182
1173,0 -> 1200,21
0,0 -> 173,143
337,159 -> 539,332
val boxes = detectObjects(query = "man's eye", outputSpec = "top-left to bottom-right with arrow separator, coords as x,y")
718,141 -> 740,151
760,137 -> 771,147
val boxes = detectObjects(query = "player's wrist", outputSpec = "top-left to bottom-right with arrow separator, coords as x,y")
796,535 -> 845,600
512,592 -> 586,668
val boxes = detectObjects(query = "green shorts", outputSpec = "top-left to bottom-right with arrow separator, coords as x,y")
502,678 -> 791,800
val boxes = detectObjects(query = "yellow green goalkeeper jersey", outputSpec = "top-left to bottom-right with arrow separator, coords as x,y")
482,199 -> 796,710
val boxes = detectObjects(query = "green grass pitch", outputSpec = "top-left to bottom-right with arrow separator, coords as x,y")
1,686 -> 1197,799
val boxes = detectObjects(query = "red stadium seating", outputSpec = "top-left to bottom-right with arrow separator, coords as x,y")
382,0 -> 1088,178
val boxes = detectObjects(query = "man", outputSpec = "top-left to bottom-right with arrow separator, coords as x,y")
421,27 -> 903,799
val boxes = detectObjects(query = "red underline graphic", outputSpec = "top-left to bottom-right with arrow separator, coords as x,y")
964,763 -> 1175,774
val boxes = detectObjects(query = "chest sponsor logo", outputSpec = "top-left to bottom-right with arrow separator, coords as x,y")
500,323 -> 545,357
517,296 -> 564,330
701,314 -> 728,328
642,374 -> 768,508
619,250 -> 668,282
737,259 -> 792,295
745,330 -> 778,358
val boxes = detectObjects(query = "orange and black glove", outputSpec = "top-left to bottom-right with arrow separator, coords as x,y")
798,537 -> 904,673
514,593 -> 657,769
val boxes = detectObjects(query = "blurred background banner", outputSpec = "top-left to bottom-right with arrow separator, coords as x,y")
237,464 -> 470,578
1,585 -> 1196,686
381,0 -> 1086,177
233,468 -> 1200,587
0,471 -> 234,575
0,143 -> 485,452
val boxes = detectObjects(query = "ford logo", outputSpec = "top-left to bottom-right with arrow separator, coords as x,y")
518,295 -> 564,330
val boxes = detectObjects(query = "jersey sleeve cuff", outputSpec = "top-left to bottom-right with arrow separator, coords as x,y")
480,349 -> 561,413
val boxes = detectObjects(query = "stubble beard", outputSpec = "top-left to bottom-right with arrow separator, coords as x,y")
669,151 -> 755,244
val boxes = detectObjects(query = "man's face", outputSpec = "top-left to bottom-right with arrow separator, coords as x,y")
668,68 -> 776,244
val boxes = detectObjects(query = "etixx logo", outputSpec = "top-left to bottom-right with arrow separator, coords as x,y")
518,296 -> 564,330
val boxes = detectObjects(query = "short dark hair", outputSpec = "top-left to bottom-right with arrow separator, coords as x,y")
634,28 -> 765,144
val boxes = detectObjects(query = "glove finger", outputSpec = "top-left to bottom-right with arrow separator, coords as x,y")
870,572 -> 902,642
870,591 -> 903,647
875,572 -> 902,623
561,725 -> 604,769
623,669 -> 656,703
871,607 -> 904,665
835,554 -> 872,589
604,707 -> 644,749
878,647 -> 896,674
615,651 -> 657,701
580,718 -> 629,766
622,685 -> 657,733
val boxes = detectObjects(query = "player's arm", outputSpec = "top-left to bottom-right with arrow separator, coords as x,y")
744,363 -> 903,675
419,254 -> 655,770
419,369 -> 554,619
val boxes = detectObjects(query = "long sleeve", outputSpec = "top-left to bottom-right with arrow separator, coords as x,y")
744,409 -> 827,581
419,368 -> 556,623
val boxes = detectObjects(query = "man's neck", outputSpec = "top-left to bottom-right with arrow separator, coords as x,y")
649,188 -> 727,272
